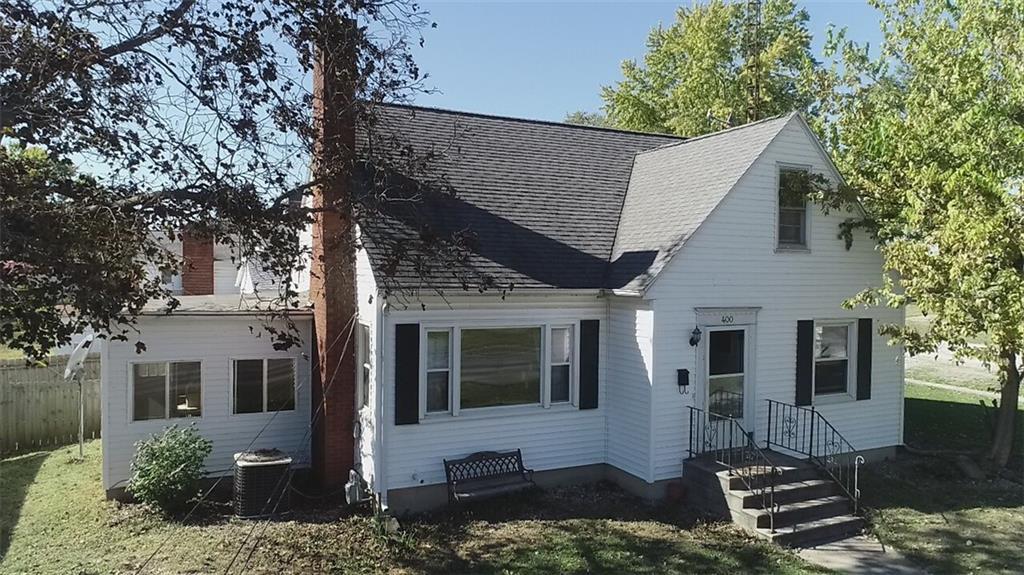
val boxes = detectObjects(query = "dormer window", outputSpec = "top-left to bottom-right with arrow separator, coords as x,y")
778,168 -> 809,248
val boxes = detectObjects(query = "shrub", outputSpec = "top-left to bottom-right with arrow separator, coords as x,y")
128,425 -> 212,515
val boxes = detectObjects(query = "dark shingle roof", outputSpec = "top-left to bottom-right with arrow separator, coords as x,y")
360,104 -> 680,291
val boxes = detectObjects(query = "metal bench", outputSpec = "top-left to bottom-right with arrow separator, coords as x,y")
443,449 -> 535,504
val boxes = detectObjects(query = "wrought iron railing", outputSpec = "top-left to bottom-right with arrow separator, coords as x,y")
765,399 -> 864,513
687,405 -> 781,532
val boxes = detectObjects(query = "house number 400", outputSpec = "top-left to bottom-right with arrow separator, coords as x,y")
720,315 -> 734,324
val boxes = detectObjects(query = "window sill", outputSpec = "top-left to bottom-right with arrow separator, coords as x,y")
813,392 -> 855,405
775,245 -> 810,254
419,402 -> 583,424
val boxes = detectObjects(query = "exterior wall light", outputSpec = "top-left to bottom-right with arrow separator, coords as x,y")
689,326 -> 702,347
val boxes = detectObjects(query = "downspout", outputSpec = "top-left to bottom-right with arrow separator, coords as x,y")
375,292 -> 389,510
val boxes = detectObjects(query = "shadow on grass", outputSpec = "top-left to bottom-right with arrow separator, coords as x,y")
858,392 -> 1024,575
388,482 -> 818,575
0,451 -> 48,560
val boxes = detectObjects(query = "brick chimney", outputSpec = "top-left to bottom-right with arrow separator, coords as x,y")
181,232 -> 214,295
309,17 -> 358,489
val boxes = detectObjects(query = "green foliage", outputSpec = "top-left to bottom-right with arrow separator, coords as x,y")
128,425 -> 212,515
819,0 -> 1024,466
602,0 -> 819,136
820,0 -> 1024,363
564,110 -> 614,128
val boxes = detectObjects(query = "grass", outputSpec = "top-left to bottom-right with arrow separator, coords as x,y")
0,441 -> 824,575
0,347 -> 24,361
862,383 -> 1024,574
904,304 -> 991,346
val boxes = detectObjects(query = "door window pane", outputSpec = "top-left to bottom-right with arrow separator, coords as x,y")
170,362 -> 202,418
133,363 -> 167,421
709,330 -> 744,375
709,375 -> 744,419
460,328 -> 541,409
234,359 -> 264,414
266,359 -> 295,411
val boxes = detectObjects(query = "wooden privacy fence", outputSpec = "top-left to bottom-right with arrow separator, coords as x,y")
0,354 -> 101,455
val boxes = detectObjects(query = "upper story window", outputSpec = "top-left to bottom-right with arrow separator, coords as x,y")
778,168 -> 809,248
132,361 -> 201,421
814,322 -> 853,395
423,324 -> 576,416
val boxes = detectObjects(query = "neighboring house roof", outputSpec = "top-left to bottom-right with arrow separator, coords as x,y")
610,113 -> 796,292
140,294 -> 312,315
360,105 -> 806,296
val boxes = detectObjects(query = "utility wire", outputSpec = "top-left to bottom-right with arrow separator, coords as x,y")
133,314 -> 357,575
223,317 -> 358,574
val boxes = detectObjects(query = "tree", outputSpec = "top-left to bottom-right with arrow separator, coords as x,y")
602,0 -> 818,136
564,110 -> 614,128
1,0 -> 481,360
819,0 -> 1024,469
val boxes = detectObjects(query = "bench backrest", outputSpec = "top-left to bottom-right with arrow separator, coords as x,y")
444,450 -> 524,483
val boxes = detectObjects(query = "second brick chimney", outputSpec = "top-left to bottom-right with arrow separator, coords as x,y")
181,233 -> 214,295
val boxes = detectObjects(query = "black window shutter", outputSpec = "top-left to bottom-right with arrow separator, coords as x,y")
579,319 -> 600,410
795,320 -> 814,406
857,318 -> 872,400
394,323 -> 420,425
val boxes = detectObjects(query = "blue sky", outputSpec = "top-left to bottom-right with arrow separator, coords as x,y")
410,1 -> 883,122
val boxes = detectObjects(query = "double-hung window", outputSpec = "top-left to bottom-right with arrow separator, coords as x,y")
778,168 -> 809,248
233,358 -> 296,414
425,330 -> 452,413
424,323 -> 575,416
814,322 -> 853,396
132,361 -> 202,421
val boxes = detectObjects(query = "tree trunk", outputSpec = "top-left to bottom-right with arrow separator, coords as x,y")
986,351 -> 1020,469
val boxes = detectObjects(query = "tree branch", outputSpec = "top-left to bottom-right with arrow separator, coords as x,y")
98,0 -> 197,59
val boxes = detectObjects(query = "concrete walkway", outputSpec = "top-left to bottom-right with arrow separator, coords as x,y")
907,378 -> 1024,405
797,535 -> 925,574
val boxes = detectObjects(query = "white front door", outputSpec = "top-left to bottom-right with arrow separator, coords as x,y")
705,325 -> 750,427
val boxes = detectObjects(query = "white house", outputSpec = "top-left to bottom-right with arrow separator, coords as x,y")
101,105 -> 903,540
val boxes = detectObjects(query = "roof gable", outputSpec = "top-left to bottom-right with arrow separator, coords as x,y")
609,114 -> 797,293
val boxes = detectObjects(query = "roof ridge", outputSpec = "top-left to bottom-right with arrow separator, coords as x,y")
636,112 -> 796,156
377,102 -> 686,140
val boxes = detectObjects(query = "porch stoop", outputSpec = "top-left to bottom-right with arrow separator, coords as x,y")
682,450 -> 864,547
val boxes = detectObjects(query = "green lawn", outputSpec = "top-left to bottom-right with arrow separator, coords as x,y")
905,304 -> 991,346
0,441 -> 823,575
862,383 -> 1024,574
0,347 -> 24,361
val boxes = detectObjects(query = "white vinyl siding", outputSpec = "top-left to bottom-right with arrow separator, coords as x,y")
605,298 -> 655,482
382,296 -> 606,491
101,316 -> 312,490
646,118 -> 904,481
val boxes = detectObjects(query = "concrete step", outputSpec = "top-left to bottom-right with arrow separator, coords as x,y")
721,465 -> 820,491
759,514 -> 865,547
733,478 -> 837,508
749,495 -> 853,530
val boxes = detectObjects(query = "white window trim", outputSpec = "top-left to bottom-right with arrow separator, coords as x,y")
547,325 -> 576,407
229,356 -> 297,416
128,359 -> 203,423
812,320 -> 858,404
421,328 -> 453,417
775,163 -> 813,252
417,320 -> 581,420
